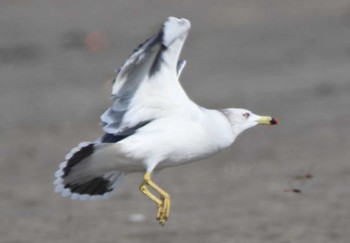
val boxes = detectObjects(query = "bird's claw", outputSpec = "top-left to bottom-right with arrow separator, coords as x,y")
156,196 -> 170,225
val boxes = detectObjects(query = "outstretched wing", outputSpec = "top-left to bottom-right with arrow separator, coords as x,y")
101,17 -> 192,136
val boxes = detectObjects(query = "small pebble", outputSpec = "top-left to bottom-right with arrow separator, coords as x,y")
128,213 -> 146,223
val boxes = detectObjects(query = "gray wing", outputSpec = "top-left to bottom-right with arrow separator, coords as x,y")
101,17 -> 191,136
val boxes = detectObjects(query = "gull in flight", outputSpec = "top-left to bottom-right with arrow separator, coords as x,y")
54,17 -> 278,225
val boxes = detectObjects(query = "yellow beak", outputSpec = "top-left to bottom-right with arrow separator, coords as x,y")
257,116 -> 279,125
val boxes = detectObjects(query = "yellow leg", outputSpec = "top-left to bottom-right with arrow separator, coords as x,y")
139,172 -> 171,225
139,184 -> 162,205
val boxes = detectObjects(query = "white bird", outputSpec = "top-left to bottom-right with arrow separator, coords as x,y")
54,17 -> 278,225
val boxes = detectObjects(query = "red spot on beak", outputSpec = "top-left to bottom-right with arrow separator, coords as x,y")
270,118 -> 279,125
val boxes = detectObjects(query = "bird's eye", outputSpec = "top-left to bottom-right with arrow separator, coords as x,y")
242,112 -> 250,119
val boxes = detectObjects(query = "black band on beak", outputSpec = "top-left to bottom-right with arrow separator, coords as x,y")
270,118 -> 278,125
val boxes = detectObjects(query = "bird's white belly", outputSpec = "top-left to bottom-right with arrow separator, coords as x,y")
117,117 -> 232,172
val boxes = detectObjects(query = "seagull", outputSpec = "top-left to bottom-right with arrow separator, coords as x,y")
54,17 -> 278,225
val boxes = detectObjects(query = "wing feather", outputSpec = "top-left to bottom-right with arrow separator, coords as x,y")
101,17 -> 192,135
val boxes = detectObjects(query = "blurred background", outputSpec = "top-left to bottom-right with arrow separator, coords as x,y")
1,0 -> 350,242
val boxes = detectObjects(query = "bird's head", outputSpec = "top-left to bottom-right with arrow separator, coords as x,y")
222,108 -> 278,136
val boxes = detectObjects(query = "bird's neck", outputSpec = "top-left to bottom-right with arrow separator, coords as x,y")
201,108 -> 237,150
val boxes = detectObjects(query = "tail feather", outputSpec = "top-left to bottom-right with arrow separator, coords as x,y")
54,142 -> 125,201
